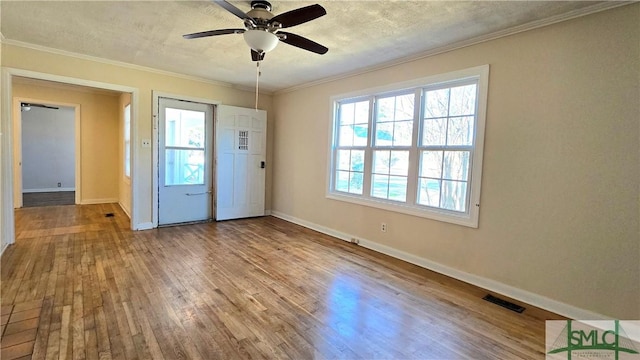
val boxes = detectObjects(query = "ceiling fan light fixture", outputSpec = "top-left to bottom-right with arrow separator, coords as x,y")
243,29 -> 278,53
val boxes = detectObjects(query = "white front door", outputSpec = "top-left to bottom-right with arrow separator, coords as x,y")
158,98 -> 213,225
216,105 -> 266,221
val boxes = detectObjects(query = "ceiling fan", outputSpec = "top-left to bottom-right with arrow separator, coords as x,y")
183,0 -> 328,61
21,103 -> 59,112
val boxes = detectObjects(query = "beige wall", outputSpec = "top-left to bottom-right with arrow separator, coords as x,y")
272,5 -> 639,319
119,92 -> 132,217
2,43 -> 274,228
13,82 -> 120,203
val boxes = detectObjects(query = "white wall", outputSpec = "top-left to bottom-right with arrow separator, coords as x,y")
21,106 -> 75,192
271,5 -> 639,320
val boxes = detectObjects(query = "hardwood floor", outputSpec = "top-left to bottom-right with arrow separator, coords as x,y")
1,204 -> 563,359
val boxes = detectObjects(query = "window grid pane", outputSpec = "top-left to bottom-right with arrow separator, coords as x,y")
375,93 -> 414,146
371,174 -> 389,199
441,180 -> 468,212
335,149 -> 364,195
372,150 -> 408,201
338,101 -> 369,147
422,84 -> 477,147
418,178 -> 441,208
165,149 -> 205,185
165,108 -> 205,148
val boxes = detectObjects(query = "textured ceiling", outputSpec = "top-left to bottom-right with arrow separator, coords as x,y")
0,1 -> 618,92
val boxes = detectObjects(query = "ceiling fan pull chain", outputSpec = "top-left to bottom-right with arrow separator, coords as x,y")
255,60 -> 261,111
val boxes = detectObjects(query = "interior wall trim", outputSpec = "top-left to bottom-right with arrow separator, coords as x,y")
1,39 -> 262,95
23,188 -> 76,193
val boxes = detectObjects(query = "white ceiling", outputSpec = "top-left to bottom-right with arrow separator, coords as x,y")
0,1 -> 623,92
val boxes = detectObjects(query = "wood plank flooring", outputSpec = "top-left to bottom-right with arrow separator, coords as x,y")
1,204 -> 563,359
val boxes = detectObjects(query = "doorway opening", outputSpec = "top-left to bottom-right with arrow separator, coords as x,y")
19,101 -> 77,207
1,69 -> 140,253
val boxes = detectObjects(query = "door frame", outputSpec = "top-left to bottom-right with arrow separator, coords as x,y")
151,91 -> 220,228
1,67 -> 139,249
12,97 -> 81,208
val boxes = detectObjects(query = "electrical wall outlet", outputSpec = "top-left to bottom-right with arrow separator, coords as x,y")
381,222 -> 387,232
57,182 -> 62,187
142,139 -> 151,148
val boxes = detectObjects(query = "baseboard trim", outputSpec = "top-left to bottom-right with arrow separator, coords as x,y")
80,198 -> 118,205
23,188 -> 75,193
134,222 -> 154,231
118,202 -> 131,219
0,242 -> 10,257
270,211 -> 609,320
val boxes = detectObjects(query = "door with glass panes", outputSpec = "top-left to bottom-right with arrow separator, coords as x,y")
158,98 -> 213,225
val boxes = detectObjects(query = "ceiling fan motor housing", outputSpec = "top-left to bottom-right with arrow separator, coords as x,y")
251,1 -> 272,11
248,0 -> 275,26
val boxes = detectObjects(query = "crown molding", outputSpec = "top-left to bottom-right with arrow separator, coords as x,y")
3,1 -> 632,96
2,39 -> 270,95
275,1 -> 634,95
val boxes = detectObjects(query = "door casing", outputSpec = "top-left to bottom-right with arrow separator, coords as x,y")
151,91 -> 221,228
12,97 -> 81,208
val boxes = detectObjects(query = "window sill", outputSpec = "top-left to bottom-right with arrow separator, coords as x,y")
326,192 -> 479,228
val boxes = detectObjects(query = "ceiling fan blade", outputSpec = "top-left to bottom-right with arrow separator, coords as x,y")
214,0 -> 255,23
183,28 -> 245,39
269,4 -> 326,28
251,49 -> 265,62
279,32 -> 328,55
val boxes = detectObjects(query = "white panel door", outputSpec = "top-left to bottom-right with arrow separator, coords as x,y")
216,105 -> 266,221
158,98 -> 213,225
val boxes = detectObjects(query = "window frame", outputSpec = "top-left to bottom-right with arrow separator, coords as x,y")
124,103 -> 131,180
332,96 -> 371,196
327,65 -> 489,228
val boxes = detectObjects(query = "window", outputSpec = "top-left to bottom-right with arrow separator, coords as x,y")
164,108 -> 206,185
328,65 -> 489,227
124,103 -> 131,178
335,100 -> 368,195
